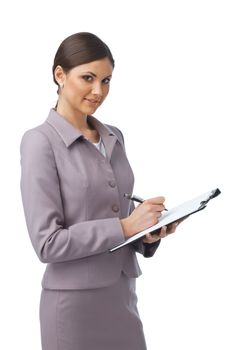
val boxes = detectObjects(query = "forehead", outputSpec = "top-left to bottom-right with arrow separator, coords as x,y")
71,57 -> 113,76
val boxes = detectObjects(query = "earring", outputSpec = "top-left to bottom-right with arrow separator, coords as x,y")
59,83 -> 64,89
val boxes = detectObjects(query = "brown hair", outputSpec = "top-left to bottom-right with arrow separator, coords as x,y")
52,32 -> 115,90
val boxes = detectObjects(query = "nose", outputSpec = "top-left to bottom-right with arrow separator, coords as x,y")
91,82 -> 103,98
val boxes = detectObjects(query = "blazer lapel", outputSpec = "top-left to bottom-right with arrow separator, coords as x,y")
87,116 -> 119,162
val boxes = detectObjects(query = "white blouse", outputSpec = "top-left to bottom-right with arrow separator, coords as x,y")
92,137 -> 106,157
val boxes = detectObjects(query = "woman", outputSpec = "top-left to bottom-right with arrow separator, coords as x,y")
20,32 -> 180,350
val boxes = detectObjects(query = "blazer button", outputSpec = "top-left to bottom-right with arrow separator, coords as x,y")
108,180 -> 116,188
112,204 -> 119,213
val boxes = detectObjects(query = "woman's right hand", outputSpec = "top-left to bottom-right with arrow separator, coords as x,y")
120,197 -> 166,239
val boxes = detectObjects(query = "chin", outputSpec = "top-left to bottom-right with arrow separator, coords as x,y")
86,107 -> 98,115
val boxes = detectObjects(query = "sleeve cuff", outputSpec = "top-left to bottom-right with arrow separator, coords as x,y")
131,238 -> 161,257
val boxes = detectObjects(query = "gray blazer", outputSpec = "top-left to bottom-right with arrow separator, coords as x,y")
20,109 -> 160,290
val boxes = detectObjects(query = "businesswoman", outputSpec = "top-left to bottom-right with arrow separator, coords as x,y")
20,32 -> 181,350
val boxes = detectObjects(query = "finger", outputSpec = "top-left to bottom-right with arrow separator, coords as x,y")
158,225 -> 167,238
149,204 -> 166,212
167,222 -> 179,234
145,197 -> 165,205
167,217 -> 187,233
147,233 -> 158,242
154,211 -> 162,220
143,233 -> 152,242
143,233 -> 160,243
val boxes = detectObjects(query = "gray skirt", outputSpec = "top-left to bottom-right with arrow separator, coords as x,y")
39,272 -> 147,350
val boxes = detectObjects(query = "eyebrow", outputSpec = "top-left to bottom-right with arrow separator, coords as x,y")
84,71 -> 112,78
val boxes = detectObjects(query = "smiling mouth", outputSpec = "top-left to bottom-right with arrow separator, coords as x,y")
84,98 -> 101,104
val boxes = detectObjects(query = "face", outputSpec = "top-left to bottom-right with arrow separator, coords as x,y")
55,57 -> 113,118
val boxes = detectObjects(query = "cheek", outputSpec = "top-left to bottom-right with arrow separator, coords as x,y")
67,81 -> 88,100
103,85 -> 110,97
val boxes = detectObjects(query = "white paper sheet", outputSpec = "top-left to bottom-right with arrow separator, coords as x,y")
109,188 -> 220,252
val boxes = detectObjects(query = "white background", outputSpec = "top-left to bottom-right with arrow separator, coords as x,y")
0,0 -> 232,349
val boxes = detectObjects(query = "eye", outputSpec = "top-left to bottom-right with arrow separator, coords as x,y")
82,75 -> 93,82
102,77 -> 111,85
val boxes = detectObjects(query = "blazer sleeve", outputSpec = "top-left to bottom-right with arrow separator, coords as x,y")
129,201 -> 161,258
20,129 -> 125,263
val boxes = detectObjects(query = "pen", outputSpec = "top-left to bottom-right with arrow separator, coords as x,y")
124,193 -> 168,211
124,193 -> 144,203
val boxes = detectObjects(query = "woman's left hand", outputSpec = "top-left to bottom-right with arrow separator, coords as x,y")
142,218 -> 186,244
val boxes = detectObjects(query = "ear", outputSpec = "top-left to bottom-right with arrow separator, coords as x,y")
54,65 -> 66,85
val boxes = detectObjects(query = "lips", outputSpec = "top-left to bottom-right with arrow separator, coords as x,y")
84,98 -> 100,104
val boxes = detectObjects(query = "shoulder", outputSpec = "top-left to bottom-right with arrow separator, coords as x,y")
20,123 -> 53,156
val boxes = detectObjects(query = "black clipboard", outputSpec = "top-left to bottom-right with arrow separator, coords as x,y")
109,188 -> 221,253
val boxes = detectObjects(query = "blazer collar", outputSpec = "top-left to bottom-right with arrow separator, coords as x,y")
46,109 -> 122,148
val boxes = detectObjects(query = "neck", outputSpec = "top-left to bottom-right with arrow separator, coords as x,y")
56,100 -> 89,131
